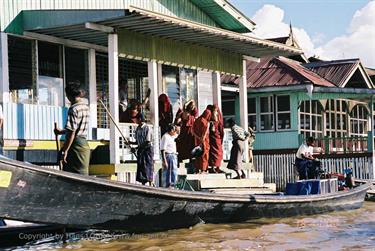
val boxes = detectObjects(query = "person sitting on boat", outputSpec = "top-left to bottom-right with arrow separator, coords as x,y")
295,137 -> 321,180
54,81 -> 90,175
131,113 -> 154,186
160,123 -> 179,188
226,118 -> 250,179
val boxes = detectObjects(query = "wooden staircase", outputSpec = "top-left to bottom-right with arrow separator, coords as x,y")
177,167 -> 277,195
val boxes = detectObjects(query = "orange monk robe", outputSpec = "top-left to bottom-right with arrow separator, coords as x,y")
192,109 -> 211,172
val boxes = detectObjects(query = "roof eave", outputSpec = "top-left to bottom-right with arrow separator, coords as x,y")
218,0 -> 256,31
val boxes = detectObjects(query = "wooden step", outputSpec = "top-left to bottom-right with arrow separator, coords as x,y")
182,173 -> 227,180
199,178 -> 263,189
205,188 -> 277,195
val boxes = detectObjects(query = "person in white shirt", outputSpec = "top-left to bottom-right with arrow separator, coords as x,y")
295,137 -> 321,180
160,124 -> 178,188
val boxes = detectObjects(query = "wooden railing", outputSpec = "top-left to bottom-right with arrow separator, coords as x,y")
117,123 -> 160,162
254,153 -> 374,191
301,136 -> 368,154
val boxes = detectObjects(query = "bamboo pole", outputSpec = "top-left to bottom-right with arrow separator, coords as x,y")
98,99 -> 137,158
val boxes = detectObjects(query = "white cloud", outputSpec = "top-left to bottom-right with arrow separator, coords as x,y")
311,32 -> 326,45
250,2 -> 375,68
316,1 -> 375,67
251,4 -> 316,57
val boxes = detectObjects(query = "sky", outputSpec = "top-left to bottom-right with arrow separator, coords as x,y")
229,0 -> 375,68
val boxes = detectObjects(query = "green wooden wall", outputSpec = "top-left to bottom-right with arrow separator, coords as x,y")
118,29 -> 243,75
231,89 -> 374,151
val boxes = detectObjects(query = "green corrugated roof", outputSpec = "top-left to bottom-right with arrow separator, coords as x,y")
190,0 -> 254,33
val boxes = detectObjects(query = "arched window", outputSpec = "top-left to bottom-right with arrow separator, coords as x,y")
350,105 -> 368,137
325,99 -> 348,138
300,100 -> 323,139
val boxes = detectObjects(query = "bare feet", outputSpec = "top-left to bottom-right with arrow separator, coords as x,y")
215,168 -> 225,173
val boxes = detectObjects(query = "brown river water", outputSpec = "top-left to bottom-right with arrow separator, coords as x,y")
9,202 -> 375,251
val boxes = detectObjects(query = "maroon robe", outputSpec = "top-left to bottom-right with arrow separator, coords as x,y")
158,94 -> 173,136
208,105 -> 224,167
176,113 -> 195,161
192,109 -> 211,172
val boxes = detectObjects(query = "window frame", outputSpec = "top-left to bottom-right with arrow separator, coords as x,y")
7,35 -> 92,107
222,98 -> 236,126
247,97 -> 257,131
259,95 -> 274,132
325,99 -> 348,138
299,100 -> 324,139
349,104 -> 369,137
275,95 -> 291,131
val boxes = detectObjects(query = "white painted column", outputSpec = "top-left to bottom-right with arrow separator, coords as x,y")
212,71 -> 222,111
148,60 -> 160,160
108,34 -> 119,164
239,59 -> 249,163
157,63 -> 163,95
0,32 -> 9,103
88,49 -> 97,140
370,97 -> 375,179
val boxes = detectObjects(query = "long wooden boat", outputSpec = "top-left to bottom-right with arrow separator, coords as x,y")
0,158 -> 370,233
0,220 -> 65,247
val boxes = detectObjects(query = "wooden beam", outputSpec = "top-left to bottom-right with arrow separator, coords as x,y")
108,33 -> 120,164
23,31 -> 108,52
85,22 -> 114,33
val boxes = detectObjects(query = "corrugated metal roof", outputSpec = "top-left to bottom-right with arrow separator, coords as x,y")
303,59 -> 360,87
11,7 -> 302,58
190,0 -> 255,32
267,36 -> 289,44
0,0 -> 235,32
221,57 -> 335,88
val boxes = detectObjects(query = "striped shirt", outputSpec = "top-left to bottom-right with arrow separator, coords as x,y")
231,124 -> 249,141
65,101 -> 90,139
135,123 -> 152,147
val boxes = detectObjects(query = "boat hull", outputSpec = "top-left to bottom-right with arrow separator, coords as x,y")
0,159 -> 369,232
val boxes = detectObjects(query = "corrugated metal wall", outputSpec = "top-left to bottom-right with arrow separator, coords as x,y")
0,0 -> 218,31
118,29 -> 243,75
2,103 -> 69,140
197,71 -> 213,114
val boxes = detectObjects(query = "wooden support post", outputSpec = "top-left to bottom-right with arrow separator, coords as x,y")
371,96 -> 375,179
0,32 -> 9,103
148,60 -> 160,160
239,59 -> 249,163
108,33 -> 119,164
212,71 -> 222,112
88,49 -> 97,136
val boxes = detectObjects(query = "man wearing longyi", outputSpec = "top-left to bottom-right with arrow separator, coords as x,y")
295,137 -> 321,180
54,81 -> 90,175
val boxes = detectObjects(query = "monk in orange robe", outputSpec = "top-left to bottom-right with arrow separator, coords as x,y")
192,109 -> 211,173
176,100 -> 198,162
208,104 -> 224,173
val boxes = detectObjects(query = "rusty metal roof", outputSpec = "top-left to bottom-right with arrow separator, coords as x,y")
267,36 -> 289,44
221,56 -> 335,88
303,59 -> 360,87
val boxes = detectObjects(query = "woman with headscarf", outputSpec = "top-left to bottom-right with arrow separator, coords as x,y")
120,99 -> 139,123
192,108 -> 211,173
226,118 -> 250,179
176,100 -> 198,162
158,94 -> 173,136
208,104 -> 225,173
